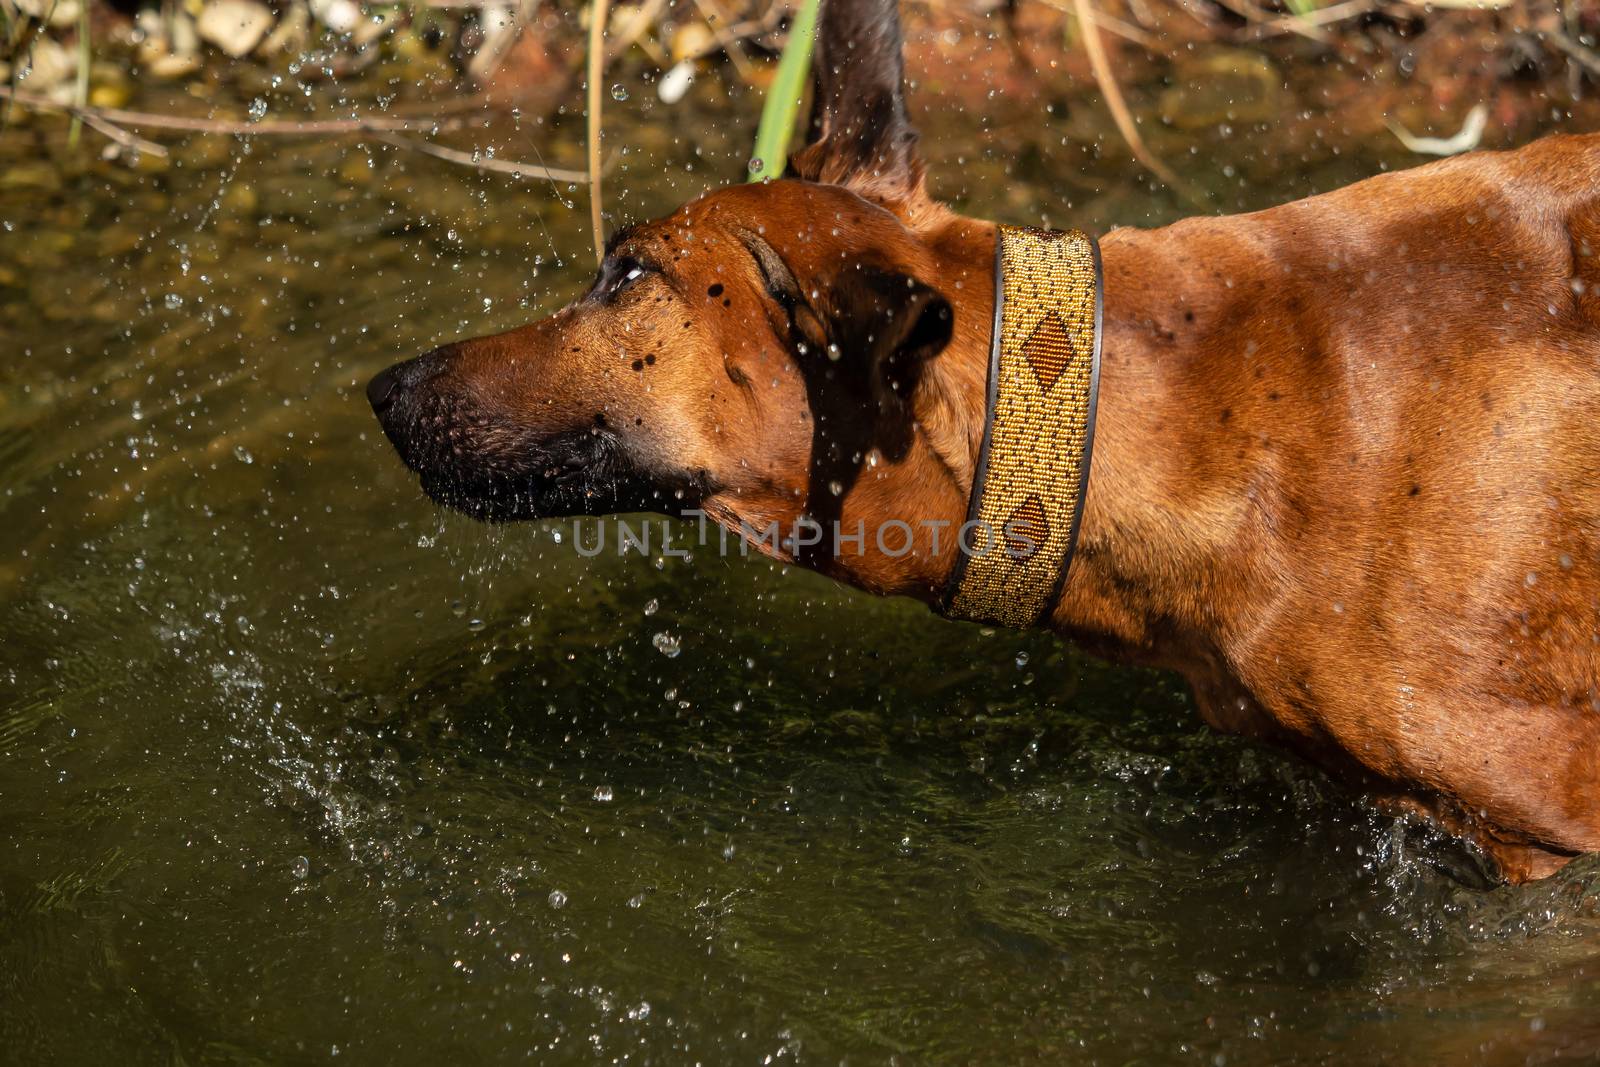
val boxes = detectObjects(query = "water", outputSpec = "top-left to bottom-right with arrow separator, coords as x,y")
2,66 -> 1599,1065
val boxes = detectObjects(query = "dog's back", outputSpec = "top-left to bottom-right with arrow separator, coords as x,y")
1093,135 -> 1600,876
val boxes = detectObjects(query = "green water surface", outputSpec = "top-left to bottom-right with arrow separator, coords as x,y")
2,56 -> 1598,1066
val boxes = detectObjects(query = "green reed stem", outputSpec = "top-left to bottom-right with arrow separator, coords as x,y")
747,0 -> 818,181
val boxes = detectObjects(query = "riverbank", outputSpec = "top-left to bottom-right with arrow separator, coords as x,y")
3,0 -> 1598,192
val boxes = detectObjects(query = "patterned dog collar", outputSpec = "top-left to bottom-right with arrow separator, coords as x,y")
940,226 -> 1104,628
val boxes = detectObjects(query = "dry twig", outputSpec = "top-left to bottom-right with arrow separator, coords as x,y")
1039,0 -> 1167,54
1248,0 -> 1375,39
0,85 -> 473,134
0,86 -> 585,180
604,0 -> 672,64
377,133 -> 587,182
586,0 -> 611,265
1550,30 -> 1600,77
1067,0 -> 1207,205
76,109 -> 170,158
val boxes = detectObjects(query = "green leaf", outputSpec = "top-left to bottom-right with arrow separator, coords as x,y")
747,0 -> 820,182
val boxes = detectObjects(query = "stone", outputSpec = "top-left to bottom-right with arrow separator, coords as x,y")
0,161 -> 63,195
197,0 -> 275,58
670,22 -> 713,63
89,82 -> 134,109
145,52 -> 201,81
15,37 -> 75,93
258,3 -> 308,56
1159,49 -> 1285,131
96,225 -> 143,258
15,0 -> 81,29
170,11 -> 201,57
176,134 -> 234,168
308,0 -> 361,34
338,151 -> 375,185
218,182 -> 259,218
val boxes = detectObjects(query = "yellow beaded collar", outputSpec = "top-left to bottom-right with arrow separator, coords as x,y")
941,226 -> 1103,628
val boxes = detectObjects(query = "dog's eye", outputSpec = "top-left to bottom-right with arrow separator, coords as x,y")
597,259 -> 651,300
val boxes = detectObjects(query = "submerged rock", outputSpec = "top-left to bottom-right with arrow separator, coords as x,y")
258,3 -> 309,56
1159,49 -> 1285,130
14,0 -> 81,29
89,63 -> 135,109
309,0 -> 361,34
197,0 -> 276,58
144,52 -> 202,81
1,162 -> 62,195
15,37 -> 75,93
170,11 -> 202,58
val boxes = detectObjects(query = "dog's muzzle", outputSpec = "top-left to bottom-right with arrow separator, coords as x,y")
365,348 -> 699,522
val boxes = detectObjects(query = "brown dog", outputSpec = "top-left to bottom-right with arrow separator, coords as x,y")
368,0 -> 1600,882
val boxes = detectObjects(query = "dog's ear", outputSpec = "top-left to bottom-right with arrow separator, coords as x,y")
790,0 -> 929,216
737,229 -> 951,422
738,228 -> 951,459
825,266 -> 952,447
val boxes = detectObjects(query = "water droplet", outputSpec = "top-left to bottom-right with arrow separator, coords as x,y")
248,97 -> 268,120
547,889 -> 567,909
593,785 -> 613,802
652,631 -> 681,658
467,617 -> 486,633
828,480 -> 844,497
626,893 -> 645,909
290,855 -> 310,879
610,83 -> 628,101
1014,651 -> 1029,668
164,293 -> 184,310
643,598 -> 659,617
747,156 -> 765,174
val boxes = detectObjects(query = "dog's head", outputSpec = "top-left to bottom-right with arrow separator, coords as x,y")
368,0 -> 992,597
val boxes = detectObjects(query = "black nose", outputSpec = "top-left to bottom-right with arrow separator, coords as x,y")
367,366 -> 400,414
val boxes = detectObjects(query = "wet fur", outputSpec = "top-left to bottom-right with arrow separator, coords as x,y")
370,0 -> 1600,882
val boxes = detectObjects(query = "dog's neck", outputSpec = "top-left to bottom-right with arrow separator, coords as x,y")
918,220 -> 1235,667
783,212 -> 1235,666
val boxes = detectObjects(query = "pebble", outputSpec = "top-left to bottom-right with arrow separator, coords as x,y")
670,22 -> 713,63
170,11 -> 201,57
1159,49 -> 1284,130
197,0 -> 276,58
258,3 -> 308,56
309,0 -> 361,34
145,53 -> 202,81
218,181 -> 260,219
15,0 -> 81,29
96,225 -> 143,258
177,135 -> 235,169
0,162 -> 63,195
16,37 -> 75,93
89,82 -> 134,109
338,151 -> 375,185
